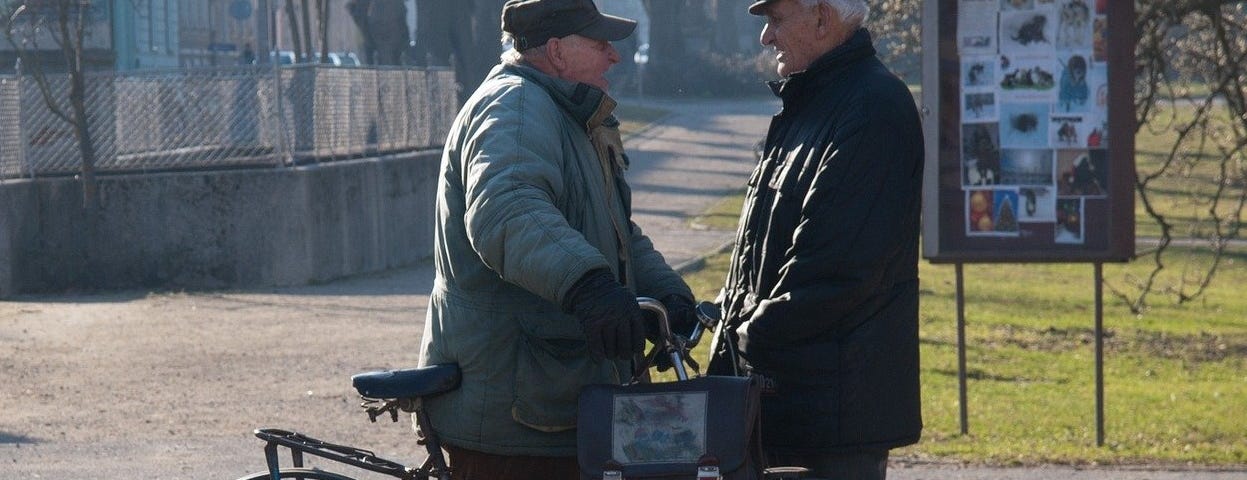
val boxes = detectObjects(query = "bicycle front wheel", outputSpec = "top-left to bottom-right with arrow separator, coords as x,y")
234,467 -> 358,480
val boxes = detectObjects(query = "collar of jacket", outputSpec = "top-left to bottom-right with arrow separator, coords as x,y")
501,62 -> 619,131
766,28 -> 877,101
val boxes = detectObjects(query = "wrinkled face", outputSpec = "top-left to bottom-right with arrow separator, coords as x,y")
552,34 -> 620,91
759,0 -> 825,77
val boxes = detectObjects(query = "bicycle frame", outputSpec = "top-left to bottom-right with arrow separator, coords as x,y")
253,428 -> 428,479
240,363 -> 460,480
239,297 -> 735,480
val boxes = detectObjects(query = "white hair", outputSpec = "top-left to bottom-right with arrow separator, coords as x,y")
801,0 -> 869,28
501,47 -> 525,65
500,32 -> 523,65
499,32 -> 552,65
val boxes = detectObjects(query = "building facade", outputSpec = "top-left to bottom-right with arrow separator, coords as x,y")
178,0 -> 257,67
114,0 -> 180,70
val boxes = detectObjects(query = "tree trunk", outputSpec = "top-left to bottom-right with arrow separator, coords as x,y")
460,0 -> 506,95
413,0 -> 505,103
368,0 -> 410,65
346,0 -> 375,64
318,0 -> 329,63
62,0 -> 99,289
642,0 -> 689,95
285,0 -> 303,61
413,0 -> 454,66
301,0 -> 315,61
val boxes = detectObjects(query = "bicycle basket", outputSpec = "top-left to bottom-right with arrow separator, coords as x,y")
576,375 -> 763,480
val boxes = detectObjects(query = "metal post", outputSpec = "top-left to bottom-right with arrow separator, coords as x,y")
955,262 -> 968,435
14,58 -> 31,179
1094,262 -> 1105,446
256,0 -> 272,65
209,0 -> 218,66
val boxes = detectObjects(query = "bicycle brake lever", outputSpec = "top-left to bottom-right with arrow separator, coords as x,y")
672,334 -> 702,376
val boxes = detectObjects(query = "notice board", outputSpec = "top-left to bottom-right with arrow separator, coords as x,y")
921,0 -> 1135,263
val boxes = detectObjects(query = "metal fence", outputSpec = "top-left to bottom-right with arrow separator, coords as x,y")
0,64 -> 457,180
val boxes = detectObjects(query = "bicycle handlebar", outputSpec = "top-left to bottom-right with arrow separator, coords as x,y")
637,297 -> 724,381
636,297 -> 690,381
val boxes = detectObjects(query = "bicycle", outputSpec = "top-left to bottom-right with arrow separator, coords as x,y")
235,298 -> 813,480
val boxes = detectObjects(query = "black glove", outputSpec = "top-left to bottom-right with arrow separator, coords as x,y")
646,294 -> 698,372
563,269 -> 646,361
644,294 -> 698,342
663,294 -> 699,339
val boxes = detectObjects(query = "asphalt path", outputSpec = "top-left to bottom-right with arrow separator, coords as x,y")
2,97 -> 1244,479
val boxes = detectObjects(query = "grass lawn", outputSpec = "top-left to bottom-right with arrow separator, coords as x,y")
639,100 -> 1247,467
674,245 -> 1247,467
902,251 -> 1247,466
1132,102 -> 1242,240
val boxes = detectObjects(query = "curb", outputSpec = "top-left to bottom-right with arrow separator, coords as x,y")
673,238 -> 735,275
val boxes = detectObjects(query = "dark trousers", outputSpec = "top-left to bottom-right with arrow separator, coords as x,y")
444,444 -> 579,480
766,449 -> 889,480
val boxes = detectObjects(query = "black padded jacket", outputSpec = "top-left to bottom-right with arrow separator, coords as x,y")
708,29 -> 925,454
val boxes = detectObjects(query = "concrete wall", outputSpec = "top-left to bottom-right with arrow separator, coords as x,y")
0,151 -> 439,297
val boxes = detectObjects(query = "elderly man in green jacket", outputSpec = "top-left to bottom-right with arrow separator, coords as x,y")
418,0 -> 696,478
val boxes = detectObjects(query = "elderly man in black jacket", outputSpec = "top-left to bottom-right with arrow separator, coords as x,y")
707,0 -> 925,478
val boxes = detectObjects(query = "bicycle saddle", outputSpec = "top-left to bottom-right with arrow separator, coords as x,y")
351,363 -> 461,399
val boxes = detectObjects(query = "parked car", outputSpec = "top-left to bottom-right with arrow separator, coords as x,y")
310,52 -> 362,67
268,51 -> 360,67
313,52 -> 342,66
269,50 -> 296,65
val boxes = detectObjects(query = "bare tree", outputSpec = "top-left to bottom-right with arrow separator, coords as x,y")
283,0 -> 303,61
3,1 -> 98,208
317,0 -> 329,63
301,0 -> 314,60
279,0 -> 334,64
869,0 -> 923,82
347,0 -> 412,66
642,0 -> 693,95
2,0 -> 101,286
1111,1 -> 1247,313
410,0 -> 503,103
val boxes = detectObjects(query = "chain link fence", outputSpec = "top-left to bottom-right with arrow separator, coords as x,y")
0,64 -> 457,180
0,76 -> 22,179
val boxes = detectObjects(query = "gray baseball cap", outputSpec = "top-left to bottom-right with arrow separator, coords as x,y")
502,0 -> 637,50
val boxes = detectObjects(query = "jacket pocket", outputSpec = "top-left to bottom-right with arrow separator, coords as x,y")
511,312 -> 620,432
766,150 -> 804,194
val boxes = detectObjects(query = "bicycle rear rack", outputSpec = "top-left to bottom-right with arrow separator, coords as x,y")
254,428 -> 429,479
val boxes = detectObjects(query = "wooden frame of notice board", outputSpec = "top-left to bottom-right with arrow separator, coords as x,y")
918,0 -> 1137,446
921,0 -> 1135,264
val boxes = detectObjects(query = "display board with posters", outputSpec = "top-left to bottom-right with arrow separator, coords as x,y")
921,0 -> 1135,263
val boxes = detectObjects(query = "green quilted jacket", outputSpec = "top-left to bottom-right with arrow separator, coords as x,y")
419,62 -> 691,456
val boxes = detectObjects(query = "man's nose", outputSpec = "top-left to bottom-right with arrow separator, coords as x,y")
760,23 -> 776,46
606,43 -> 620,64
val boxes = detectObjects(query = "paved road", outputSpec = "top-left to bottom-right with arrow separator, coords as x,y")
622,97 -> 771,269
2,97 -> 1244,480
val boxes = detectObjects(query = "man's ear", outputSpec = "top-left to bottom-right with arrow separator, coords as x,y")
814,2 -> 840,40
546,37 -> 568,71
